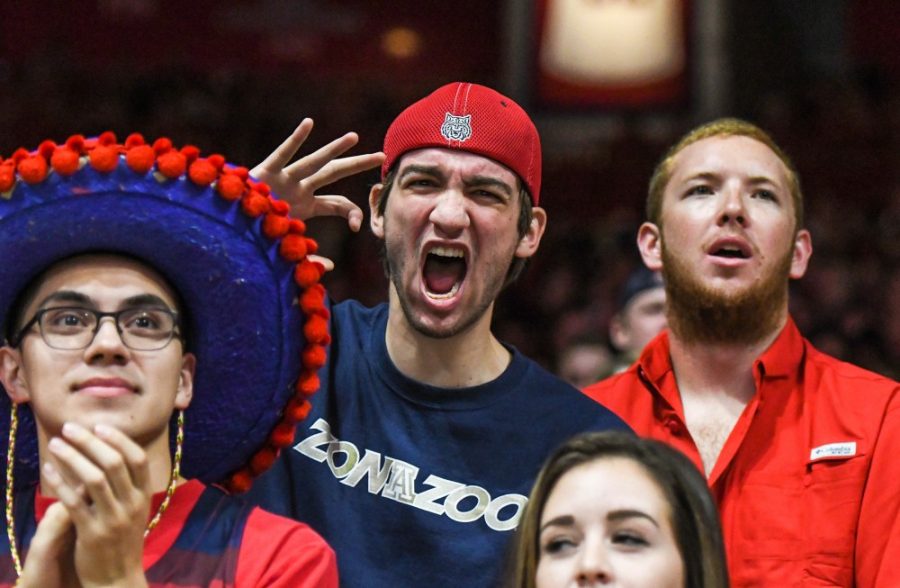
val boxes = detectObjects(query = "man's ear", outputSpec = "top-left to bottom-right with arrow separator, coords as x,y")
174,352 -> 196,411
637,222 -> 663,272
0,346 -> 30,404
789,228 -> 813,280
369,183 -> 385,239
514,207 -> 548,259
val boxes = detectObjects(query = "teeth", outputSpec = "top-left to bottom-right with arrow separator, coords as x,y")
426,282 -> 461,300
429,246 -> 464,258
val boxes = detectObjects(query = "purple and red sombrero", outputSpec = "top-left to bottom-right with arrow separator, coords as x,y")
0,133 -> 328,493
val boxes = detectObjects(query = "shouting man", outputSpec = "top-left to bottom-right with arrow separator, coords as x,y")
250,82 -> 630,587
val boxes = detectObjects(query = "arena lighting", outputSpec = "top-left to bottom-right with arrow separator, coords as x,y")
381,26 -> 422,59
539,0 -> 685,85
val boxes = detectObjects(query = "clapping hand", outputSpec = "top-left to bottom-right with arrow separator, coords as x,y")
31,422 -> 153,588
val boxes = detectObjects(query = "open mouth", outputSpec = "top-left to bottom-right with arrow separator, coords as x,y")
711,246 -> 748,259
423,246 -> 467,299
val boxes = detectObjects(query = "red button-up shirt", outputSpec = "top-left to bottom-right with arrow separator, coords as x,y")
584,318 -> 900,587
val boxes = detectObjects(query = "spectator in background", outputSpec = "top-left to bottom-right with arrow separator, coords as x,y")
557,334 -> 613,388
508,431 -> 728,588
608,266 -> 667,374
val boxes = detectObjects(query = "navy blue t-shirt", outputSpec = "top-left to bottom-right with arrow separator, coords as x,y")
250,301 -> 630,587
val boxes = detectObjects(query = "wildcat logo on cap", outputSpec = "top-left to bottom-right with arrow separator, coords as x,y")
382,82 -> 543,204
440,113 -> 472,142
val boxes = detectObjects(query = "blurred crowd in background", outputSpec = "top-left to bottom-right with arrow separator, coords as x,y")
2,1 -> 897,382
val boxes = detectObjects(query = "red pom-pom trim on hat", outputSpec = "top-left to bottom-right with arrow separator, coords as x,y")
188,159 -> 218,186
0,164 -> 15,192
51,147 -> 81,176
286,398 -> 313,423
11,148 -> 30,166
181,145 -> 200,165
37,140 -> 56,162
296,371 -> 321,397
208,154 -> 226,170
278,233 -> 308,261
156,150 -> 186,179
241,190 -> 270,217
18,155 -> 49,184
269,198 -> 290,216
302,344 -> 327,370
216,173 -> 245,201
250,181 -> 271,197
97,131 -> 117,146
230,166 -> 250,181
299,284 -> 327,316
304,314 -> 330,345
225,469 -> 253,494
262,212 -> 291,239
294,259 -> 324,289
65,135 -> 87,154
90,145 -> 119,173
152,137 -> 173,155
124,133 -> 146,149
270,422 -> 297,449
288,219 -> 307,234
249,447 -> 278,474
126,145 -> 156,174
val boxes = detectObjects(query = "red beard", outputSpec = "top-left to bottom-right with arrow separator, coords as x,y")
661,240 -> 793,346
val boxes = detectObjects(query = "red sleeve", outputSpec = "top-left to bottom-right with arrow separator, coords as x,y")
235,507 -> 338,588
856,384 -> 900,586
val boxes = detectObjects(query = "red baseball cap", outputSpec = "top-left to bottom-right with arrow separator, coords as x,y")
381,82 -> 543,205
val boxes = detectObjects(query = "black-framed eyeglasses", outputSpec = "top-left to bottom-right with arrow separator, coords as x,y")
10,306 -> 182,351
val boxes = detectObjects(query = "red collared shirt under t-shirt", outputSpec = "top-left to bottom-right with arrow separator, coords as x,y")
1,480 -> 337,588
584,318 -> 900,587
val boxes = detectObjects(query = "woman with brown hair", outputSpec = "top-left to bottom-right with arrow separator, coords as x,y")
509,431 -> 728,587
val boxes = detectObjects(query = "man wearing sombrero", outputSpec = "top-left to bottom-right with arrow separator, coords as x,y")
0,132 -> 374,586
249,83 -> 631,586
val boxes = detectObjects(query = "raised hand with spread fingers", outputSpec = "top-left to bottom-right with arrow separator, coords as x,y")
251,118 -> 385,231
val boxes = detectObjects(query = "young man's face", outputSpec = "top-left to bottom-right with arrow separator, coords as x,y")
638,135 -> 812,342
370,148 -> 546,339
0,254 -> 194,451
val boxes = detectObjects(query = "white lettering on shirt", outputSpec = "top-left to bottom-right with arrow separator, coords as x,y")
293,418 -> 527,532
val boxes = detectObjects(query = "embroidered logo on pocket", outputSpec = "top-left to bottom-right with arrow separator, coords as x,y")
809,441 -> 857,462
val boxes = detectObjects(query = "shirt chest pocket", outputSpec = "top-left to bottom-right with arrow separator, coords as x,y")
801,452 -> 869,585
731,450 -> 869,586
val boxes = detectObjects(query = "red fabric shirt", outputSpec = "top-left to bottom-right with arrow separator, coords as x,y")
584,318 -> 900,587
29,480 -> 338,588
